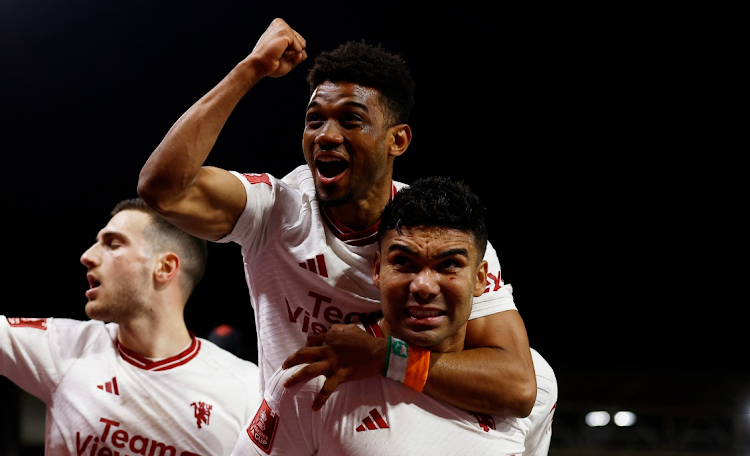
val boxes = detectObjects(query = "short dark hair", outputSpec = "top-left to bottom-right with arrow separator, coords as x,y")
378,176 -> 488,259
111,198 -> 208,296
307,40 -> 415,126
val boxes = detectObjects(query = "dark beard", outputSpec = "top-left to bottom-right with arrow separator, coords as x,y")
316,189 -> 354,208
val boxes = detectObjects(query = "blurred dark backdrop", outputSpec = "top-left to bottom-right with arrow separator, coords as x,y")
1,2 -> 745,455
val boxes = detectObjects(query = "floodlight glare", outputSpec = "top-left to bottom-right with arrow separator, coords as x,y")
614,411 -> 637,427
585,411 -> 610,427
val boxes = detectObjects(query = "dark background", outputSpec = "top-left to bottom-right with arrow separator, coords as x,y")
1,1 -> 745,454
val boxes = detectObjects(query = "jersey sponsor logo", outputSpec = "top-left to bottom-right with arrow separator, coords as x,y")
6,317 -> 47,330
484,271 -> 504,294
76,417 -> 205,456
355,408 -> 389,432
191,401 -> 213,429
298,254 -> 328,277
247,399 -> 279,454
242,173 -> 272,186
285,291 -> 382,334
469,412 -> 496,432
96,377 -> 119,396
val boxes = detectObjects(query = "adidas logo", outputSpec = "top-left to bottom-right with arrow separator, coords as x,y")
97,377 -> 119,395
299,254 -> 328,277
356,408 -> 389,432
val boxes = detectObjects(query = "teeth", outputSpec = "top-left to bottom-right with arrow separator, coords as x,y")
409,309 -> 441,318
317,156 -> 343,162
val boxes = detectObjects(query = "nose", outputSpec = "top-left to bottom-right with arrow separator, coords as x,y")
410,268 -> 440,299
315,121 -> 344,147
80,244 -> 98,268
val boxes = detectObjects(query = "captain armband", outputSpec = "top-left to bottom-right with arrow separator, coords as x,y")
383,336 -> 430,393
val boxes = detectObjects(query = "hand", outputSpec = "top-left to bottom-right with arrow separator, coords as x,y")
282,324 -> 388,410
248,18 -> 307,79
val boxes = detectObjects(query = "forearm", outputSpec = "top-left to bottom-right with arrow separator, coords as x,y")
138,59 -> 261,208
424,346 -> 536,416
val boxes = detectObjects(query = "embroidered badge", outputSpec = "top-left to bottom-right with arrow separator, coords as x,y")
191,401 -> 212,428
247,399 -> 279,454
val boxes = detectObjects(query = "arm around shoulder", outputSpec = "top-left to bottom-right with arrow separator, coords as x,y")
424,310 -> 537,417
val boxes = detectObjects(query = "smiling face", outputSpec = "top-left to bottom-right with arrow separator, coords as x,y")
302,81 -> 408,216
373,226 -> 488,352
79,210 -> 155,323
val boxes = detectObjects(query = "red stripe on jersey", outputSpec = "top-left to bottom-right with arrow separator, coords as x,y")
315,254 -> 328,277
6,318 -> 48,330
118,332 -> 201,371
370,409 -> 389,429
306,258 -> 317,274
362,416 -> 377,430
242,173 -> 272,186
361,318 -> 384,338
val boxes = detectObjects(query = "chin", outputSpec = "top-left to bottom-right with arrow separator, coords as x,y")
315,191 -> 351,208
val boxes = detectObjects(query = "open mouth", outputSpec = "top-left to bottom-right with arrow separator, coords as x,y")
316,157 -> 349,179
406,308 -> 445,319
87,274 -> 101,289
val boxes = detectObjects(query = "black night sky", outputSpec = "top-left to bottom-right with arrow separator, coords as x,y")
1,1 -> 744,441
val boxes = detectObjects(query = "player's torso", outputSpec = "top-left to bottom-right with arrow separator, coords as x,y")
237,168 -> 386,384
47,337 -> 251,456
319,378 -> 527,456
245,217 -> 383,382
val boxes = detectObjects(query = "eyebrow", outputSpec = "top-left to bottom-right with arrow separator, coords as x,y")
306,100 -> 370,112
387,244 -> 470,259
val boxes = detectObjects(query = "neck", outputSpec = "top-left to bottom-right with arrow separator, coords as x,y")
326,175 -> 394,231
116,313 -> 191,359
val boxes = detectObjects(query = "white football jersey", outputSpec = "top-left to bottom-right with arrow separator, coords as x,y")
0,317 -> 261,456
220,165 -> 517,390
230,322 -> 557,456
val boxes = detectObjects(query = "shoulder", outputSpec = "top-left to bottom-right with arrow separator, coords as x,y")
9,317 -> 111,338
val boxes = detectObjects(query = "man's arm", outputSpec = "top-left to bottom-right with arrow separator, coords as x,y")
137,18 -> 307,240
282,310 -> 536,417
231,365 -> 317,456
427,310 -> 536,416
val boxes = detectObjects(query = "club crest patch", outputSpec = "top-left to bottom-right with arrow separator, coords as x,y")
247,399 -> 279,454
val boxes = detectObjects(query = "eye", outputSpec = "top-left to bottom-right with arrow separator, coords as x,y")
387,253 -> 416,272
340,113 -> 364,128
440,258 -> 463,272
305,113 -> 323,129
105,238 -> 124,249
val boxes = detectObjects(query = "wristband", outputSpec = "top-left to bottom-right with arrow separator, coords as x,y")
384,336 -> 430,393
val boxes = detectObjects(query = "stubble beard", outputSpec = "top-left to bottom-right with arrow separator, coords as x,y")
85,283 -> 143,324
316,188 -> 355,208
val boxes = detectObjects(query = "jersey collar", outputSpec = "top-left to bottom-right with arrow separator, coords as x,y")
117,332 -> 201,371
320,182 -> 398,247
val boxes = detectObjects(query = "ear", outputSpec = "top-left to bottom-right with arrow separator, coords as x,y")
387,124 -> 412,158
473,260 -> 489,297
372,250 -> 382,290
154,252 -> 180,285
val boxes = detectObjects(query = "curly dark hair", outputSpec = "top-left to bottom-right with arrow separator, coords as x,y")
378,176 -> 488,259
307,40 -> 415,126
